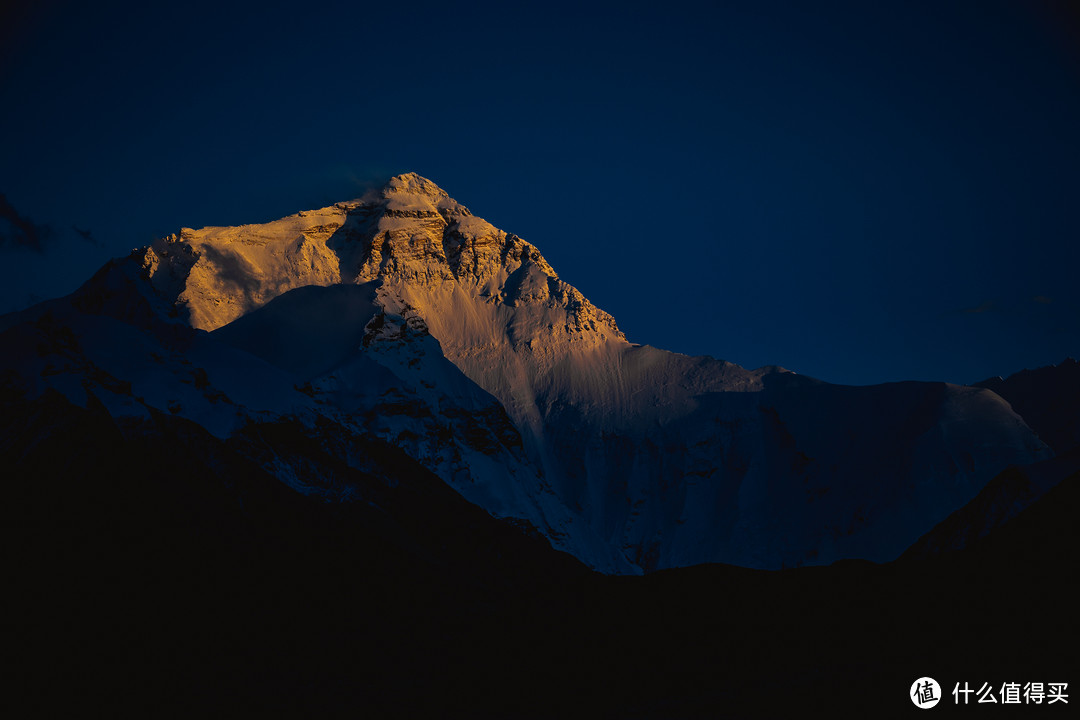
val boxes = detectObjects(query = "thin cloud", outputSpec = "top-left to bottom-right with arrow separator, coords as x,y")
959,300 -> 997,315
0,193 -> 52,252
71,225 -> 102,247
950,296 -> 1060,316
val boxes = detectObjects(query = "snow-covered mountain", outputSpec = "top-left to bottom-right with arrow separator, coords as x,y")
975,358 -> 1080,454
0,173 -> 1051,572
903,447 -> 1080,557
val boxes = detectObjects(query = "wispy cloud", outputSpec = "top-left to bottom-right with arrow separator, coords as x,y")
945,294 -> 1059,318
944,294 -> 1069,323
959,300 -> 997,315
71,225 -> 102,247
0,193 -> 52,252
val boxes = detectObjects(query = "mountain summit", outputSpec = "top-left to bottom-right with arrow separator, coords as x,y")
2,174 -> 1051,572
144,172 -> 621,343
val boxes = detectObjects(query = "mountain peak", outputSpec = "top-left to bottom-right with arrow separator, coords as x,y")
382,172 -> 449,200
128,175 -> 623,347
10,173 -> 1055,576
363,172 -> 471,220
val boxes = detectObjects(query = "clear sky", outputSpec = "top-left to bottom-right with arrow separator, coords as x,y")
2,0 -> 1078,385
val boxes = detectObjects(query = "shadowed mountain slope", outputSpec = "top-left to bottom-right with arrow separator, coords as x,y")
109,173 -> 1048,570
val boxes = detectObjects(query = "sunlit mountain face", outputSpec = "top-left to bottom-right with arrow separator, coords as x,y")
4,175 -> 1076,716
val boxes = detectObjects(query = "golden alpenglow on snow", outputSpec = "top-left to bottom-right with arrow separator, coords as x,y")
107,174 -> 1049,572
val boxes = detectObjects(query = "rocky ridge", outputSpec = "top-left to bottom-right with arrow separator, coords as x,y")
2,173 -> 1052,572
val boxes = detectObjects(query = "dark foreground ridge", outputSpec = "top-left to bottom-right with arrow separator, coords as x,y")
7,388 -> 1076,718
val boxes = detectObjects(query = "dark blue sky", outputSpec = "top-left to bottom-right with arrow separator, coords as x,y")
2,0 -> 1078,385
